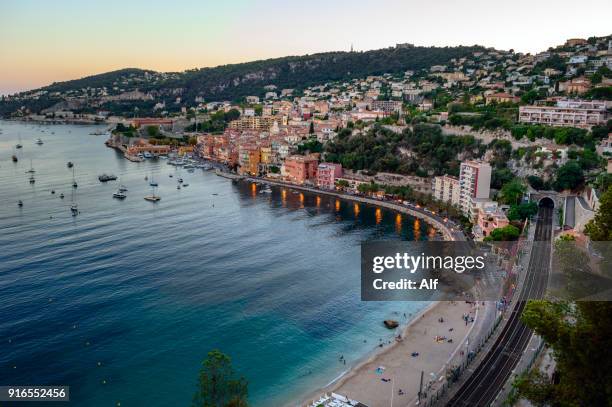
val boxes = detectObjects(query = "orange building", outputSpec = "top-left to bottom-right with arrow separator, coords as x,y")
283,155 -> 319,184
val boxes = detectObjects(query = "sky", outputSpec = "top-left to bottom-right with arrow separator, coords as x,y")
1,0 -> 611,95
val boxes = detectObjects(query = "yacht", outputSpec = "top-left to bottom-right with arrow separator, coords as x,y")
177,178 -> 183,183
143,152 -> 153,159
144,184 -> 161,202
29,175 -> 35,184
176,184 -> 181,190
113,191 -> 127,199
18,200 -> 23,207
70,203 -> 79,216
35,138 -> 43,145
98,174 -> 118,182
60,193 -> 65,199
149,179 -> 158,187
182,183 -> 189,187
67,161 -> 74,168
12,155 -> 18,163
118,185 -> 128,192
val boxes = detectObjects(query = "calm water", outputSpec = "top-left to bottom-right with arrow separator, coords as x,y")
0,121 -> 432,406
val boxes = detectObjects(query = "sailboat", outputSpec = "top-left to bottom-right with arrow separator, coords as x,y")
144,184 -> 161,202
26,159 -> 35,174
12,147 -> 18,162
70,189 -> 79,216
71,167 -> 78,188
35,138 -> 43,145
15,136 -> 23,149
149,173 -> 158,187
29,174 -> 35,184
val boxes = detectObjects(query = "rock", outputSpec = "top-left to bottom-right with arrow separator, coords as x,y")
384,320 -> 399,329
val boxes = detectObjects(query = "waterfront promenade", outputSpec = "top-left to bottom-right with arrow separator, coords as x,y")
241,176 -> 464,242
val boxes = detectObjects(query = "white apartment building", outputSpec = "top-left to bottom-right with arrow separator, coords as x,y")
459,161 -> 492,218
518,99 -> 609,128
433,175 -> 460,206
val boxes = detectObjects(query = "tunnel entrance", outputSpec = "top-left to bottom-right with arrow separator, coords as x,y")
538,197 -> 554,208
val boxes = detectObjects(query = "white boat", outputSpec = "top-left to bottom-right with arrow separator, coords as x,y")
118,185 -> 128,192
144,184 -> 161,202
113,191 -> 127,199
143,152 -> 153,159
29,175 -> 35,184
35,138 -> 43,145
144,195 -> 161,202
71,203 -> 79,216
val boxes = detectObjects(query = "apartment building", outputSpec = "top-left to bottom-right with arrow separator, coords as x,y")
432,175 -> 460,206
317,163 -> 343,190
228,116 -> 276,131
283,155 -> 319,184
459,161 -> 492,217
518,99 -> 608,128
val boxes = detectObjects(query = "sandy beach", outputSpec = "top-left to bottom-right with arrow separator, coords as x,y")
300,300 -> 493,407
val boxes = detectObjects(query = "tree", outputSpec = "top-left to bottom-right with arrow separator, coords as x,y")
193,350 -> 248,407
499,178 -> 526,205
146,125 -> 161,138
483,225 -> 520,241
309,121 -> 315,134
507,202 -> 538,221
553,161 -> 584,191
584,187 -> 612,241
527,175 -> 546,190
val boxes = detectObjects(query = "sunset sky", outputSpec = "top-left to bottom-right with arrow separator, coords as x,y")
1,0 -> 611,95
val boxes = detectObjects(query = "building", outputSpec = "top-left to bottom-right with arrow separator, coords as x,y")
433,175 -> 460,206
228,116 -> 276,131
371,100 -> 402,114
485,92 -> 519,105
473,203 -> 509,240
245,96 -> 260,104
130,118 -> 174,129
238,145 -> 261,176
283,155 -> 319,184
459,161 -> 492,217
565,38 -> 588,47
518,99 -> 608,128
317,163 -> 343,189
559,77 -> 591,94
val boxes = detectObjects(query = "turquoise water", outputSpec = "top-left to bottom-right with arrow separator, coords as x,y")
0,121 -> 430,406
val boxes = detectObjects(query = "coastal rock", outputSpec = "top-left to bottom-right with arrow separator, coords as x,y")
384,320 -> 399,329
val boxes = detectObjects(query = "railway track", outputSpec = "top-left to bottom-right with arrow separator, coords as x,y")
445,204 -> 553,407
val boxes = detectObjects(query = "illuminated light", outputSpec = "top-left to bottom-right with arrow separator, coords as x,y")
414,218 -> 421,240
299,193 -> 304,203
335,199 -> 341,212
316,196 -> 321,207
395,213 -> 402,234
431,211 -> 436,215
375,208 -> 382,224
416,205 -> 420,209
444,217 -> 448,222
354,203 -> 360,216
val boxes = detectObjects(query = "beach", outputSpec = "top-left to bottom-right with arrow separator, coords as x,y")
300,300 -> 495,407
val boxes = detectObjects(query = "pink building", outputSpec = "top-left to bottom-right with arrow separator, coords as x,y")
317,163 -> 343,189
474,207 -> 509,240
283,155 -> 319,184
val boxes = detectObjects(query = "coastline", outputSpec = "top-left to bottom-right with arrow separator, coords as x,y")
240,176 -> 464,242
297,300 -> 485,407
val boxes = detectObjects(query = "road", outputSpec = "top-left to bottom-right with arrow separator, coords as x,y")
445,202 -> 553,407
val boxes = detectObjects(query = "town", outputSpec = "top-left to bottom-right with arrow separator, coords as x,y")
6,36 -> 608,242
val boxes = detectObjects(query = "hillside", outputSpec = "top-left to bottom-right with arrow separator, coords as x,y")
0,44 -> 485,116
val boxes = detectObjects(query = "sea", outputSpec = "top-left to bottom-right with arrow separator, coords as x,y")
0,121 -> 432,406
